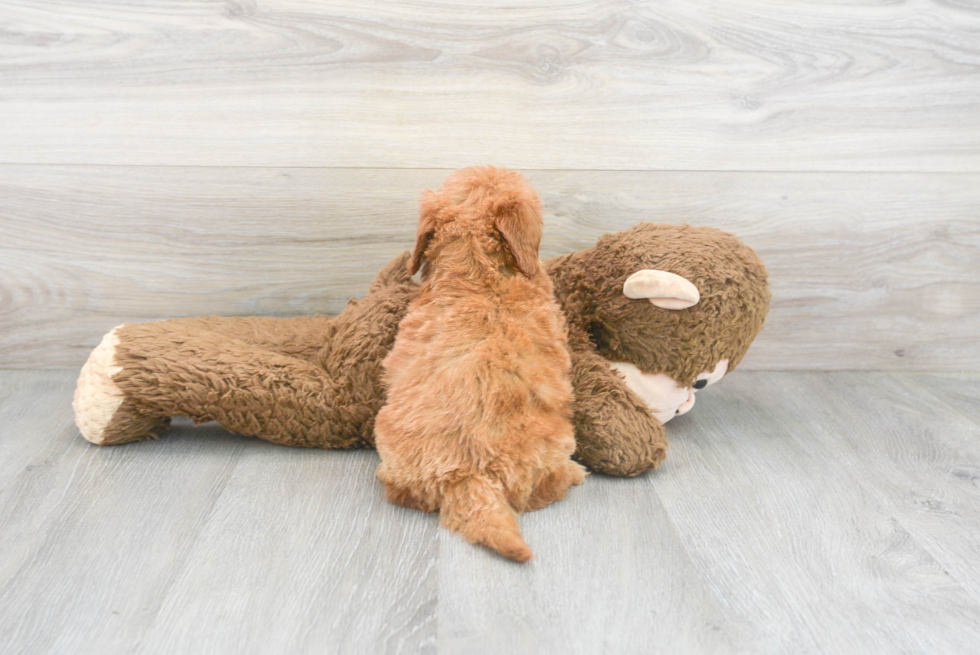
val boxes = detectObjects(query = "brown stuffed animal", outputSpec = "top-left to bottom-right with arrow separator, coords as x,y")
73,223 -> 770,477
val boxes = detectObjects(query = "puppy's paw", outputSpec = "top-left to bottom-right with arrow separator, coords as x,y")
383,481 -> 437,513
525,461 -> 587,512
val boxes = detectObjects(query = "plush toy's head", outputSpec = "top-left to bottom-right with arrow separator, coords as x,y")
547,223 -> 770,423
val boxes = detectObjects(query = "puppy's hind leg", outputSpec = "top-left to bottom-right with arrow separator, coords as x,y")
379,477 -> 437,513
525,460 -> 587,512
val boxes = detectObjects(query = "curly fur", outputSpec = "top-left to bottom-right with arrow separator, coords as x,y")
74,222 -> 768,479
374,167 -> 585,562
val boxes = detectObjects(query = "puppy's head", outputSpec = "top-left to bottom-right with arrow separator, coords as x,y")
410,166 -> 543,278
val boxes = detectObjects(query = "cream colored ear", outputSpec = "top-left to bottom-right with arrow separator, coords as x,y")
623,270 -> 700,310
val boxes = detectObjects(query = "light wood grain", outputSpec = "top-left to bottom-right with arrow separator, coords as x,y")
905,373 -> 980,427
437,476 -> 750,654
650,372 -> 980,653
2,165 -> 978,370
132,447 -> 437,655
4,370 -> 980,653
744,372 -> 980,604
0,1 -> 978,170
0,371 -> 437,654
434,371 -> 980,653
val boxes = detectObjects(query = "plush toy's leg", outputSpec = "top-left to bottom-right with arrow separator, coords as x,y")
74,318 -> 369,449
568,346 -> 668,477
132,315 -> 335,360
74,326 -> 171,445
74,249 -> 421,450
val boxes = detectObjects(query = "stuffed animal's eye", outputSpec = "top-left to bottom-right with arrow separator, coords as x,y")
587,321 -> 606,349
693,379 -> 708,390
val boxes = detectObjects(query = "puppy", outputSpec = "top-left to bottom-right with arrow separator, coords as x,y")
374,167 -> 585,562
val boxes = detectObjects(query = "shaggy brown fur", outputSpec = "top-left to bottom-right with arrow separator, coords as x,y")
75,223 -> 768,478
375,167 -> 585,562
547,223 -> 771,386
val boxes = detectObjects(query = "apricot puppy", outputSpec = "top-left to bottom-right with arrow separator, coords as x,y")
374,167 -> 585,562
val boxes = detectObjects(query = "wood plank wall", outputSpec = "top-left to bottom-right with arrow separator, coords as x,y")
1,1 -> 978,370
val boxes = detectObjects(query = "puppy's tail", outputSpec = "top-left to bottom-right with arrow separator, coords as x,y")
440,475 -> 533,563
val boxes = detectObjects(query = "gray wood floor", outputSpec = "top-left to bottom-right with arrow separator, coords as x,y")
2,370 -> 979,654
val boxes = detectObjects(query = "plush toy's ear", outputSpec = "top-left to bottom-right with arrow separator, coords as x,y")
623,270 -> 700,309
494,198 -> 542,277
410,190 -> 441,275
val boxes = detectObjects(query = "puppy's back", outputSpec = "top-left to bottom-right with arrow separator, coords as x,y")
376,167 -> 578,562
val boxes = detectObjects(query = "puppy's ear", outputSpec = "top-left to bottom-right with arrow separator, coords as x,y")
494,197 -> 542,277
410,189 -> 440,275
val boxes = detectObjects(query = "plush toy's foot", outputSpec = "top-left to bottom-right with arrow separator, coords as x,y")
73,326 -> 169,445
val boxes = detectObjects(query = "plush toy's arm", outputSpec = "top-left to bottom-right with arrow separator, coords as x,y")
567,331 -> 667,477
368,250 -> 414,293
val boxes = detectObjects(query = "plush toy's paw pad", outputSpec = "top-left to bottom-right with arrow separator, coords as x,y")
73,327 -> 127,445
648,441 -> 668,471
73,326 -> 169,445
